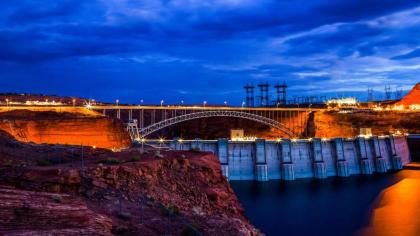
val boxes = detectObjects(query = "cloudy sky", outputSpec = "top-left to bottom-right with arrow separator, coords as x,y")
0,0 -> 419,105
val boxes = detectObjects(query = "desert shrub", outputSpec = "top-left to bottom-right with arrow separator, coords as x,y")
2,160 -> 14,167
99,158 -> 121,165
51,195 -> 62,203
127,156 -> 140,162
14,202 -> 32,216
189,147 -> 201,153
182,223 -> 203,236
159,205 -> 171,217
117,212 -> 131,221
36,159 -> 53,166
168,204 -> 181,215
113,225 -> 129,234
159,204 -> 180,217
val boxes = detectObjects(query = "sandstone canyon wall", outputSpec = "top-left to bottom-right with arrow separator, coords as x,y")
0,109 -> 130,149
314,110 -> 420,138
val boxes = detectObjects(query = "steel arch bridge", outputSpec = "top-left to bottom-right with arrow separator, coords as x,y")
133,110 -> 297,138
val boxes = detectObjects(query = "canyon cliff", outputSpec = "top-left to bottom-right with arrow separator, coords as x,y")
313,110 -> 420,138
0,109 -> 130,149
0,131 -> 260,236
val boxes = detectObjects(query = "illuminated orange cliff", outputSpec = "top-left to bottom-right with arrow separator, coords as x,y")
396,82 -> 420,107
0,109 -> 130,149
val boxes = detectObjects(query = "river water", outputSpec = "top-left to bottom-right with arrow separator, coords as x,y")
230,169 -> 420,236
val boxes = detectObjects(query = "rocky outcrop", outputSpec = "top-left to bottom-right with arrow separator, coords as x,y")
0,109 -> 130,149
0,186 -> 113,235
0,131 -> 261,235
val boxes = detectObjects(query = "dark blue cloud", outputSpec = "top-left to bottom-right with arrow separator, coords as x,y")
0,0 -> 419,104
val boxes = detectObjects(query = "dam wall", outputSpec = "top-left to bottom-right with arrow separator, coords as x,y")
158,135 -> 411,181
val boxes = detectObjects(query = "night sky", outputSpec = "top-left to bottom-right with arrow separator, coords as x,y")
0,1 -> 419,105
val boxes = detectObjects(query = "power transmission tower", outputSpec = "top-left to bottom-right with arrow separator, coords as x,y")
395,87 -> 403,100
257,82 -> 270,107
274,81 -> 287,106
244,84 -> 255,107
367,88 -> 374,102
385,85 -> 392,100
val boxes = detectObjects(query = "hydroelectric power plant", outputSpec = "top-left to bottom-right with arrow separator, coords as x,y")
145,135 -> 410,181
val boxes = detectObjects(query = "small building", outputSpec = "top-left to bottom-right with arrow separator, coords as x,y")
326,97 -> 357,108
359,128 -> 372,137
231,129 -> 244,141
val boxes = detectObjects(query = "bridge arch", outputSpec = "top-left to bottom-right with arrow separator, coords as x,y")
138,110 -> 297,138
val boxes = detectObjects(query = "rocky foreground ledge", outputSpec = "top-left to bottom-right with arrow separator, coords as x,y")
0,131 -> 261,236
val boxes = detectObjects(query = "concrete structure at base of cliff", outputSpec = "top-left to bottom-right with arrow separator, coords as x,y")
161,135 -> 410,181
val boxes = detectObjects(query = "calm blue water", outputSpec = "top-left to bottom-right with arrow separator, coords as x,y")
230,172 -> 403,236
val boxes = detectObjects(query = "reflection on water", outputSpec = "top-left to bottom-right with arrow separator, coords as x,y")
230,170 -> 420,236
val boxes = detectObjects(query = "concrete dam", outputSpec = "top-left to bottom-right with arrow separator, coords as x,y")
154,135 -> 411,181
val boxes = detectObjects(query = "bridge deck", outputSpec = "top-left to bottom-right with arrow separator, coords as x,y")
0,105 -> 321,111
91,105 -> 320,111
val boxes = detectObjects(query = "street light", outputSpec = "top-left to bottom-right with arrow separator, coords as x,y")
160,100 -> 164,107
203,101 -> 207,107
159,137 -> 165,147
5,98 -> 9,107
241,101 -> 245,108
181,100 -> 184,106
140,137 -> 146,152
116,99 -> 119,106
224,101 -> 227,106
178,138 -> 184,150
72,99 -> 76,107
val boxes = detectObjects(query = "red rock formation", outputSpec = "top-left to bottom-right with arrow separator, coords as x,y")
396,82 -> 420,107
0,109 -> 130,149
0,186 -> 113,235
0,131 -> 261,235
314,110 -> 420,137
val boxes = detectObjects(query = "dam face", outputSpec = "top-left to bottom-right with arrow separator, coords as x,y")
162,135 -> 411,181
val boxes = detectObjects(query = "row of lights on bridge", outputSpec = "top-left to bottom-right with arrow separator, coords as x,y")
112,99 -> 245,107
2,97 -> 244,108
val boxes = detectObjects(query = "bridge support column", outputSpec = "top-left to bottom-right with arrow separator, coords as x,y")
372,136 -> 387,173
334,138 -> 350,177
254,139 -> 268,181
311,138 -> 327,179
281,139 -> 295,180
357,137 -> 373,175
217,139 -> 229,179
388,136 -> 403,170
